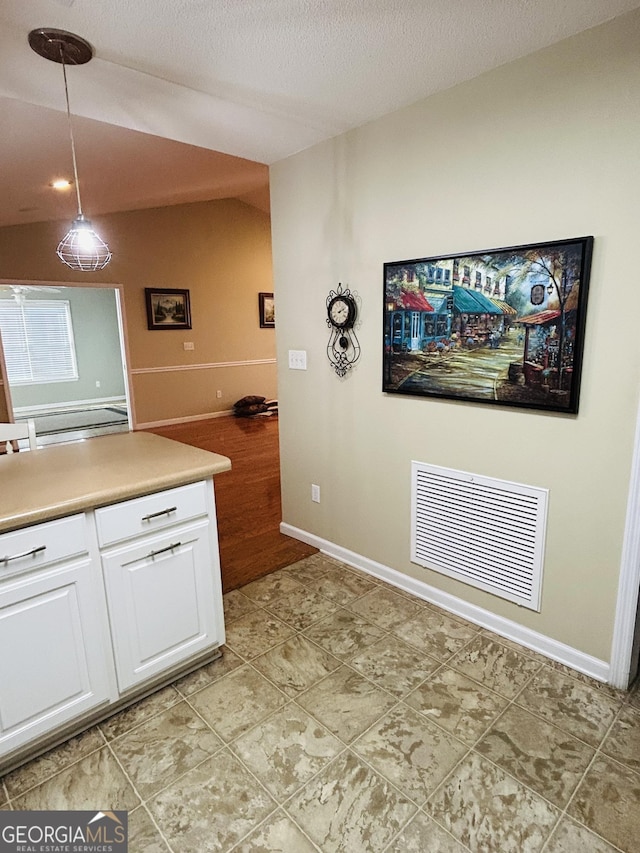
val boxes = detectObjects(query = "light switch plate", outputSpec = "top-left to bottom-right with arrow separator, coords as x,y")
288,349 -> 307,370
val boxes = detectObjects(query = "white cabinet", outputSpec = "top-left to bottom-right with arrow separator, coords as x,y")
101,519 -> 221,692
0,516 -> 111,757
0,478 -> 225,770
95,480 -> 225,694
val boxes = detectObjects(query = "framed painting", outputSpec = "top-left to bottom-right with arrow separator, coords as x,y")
259,292 -> 275,328
145,288 -> 191,330
383,236 -> 593,413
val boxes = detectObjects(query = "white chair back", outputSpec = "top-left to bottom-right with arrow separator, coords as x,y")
0,420 -> 37,454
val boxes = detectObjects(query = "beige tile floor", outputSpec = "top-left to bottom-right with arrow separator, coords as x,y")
2,554 -> 640,852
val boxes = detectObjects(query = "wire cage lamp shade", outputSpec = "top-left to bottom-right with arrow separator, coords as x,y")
57,214 -> 112,271
28,28 -> 112,271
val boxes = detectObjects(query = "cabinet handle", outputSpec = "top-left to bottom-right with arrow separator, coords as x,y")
1,545 -> 47,564
141,506 -> 177,522
147,542 -> 182,559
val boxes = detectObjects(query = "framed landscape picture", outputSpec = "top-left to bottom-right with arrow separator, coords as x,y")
259,292 -> 275,328
145,288 -> 191,330
383,236 -> 593,413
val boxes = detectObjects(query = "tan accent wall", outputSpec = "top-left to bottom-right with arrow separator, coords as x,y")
131,362 -> 276,424
0,199 -> 276,424
270,11 -> 640,662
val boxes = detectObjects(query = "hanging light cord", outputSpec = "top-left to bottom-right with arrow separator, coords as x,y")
58,42 -> 83,216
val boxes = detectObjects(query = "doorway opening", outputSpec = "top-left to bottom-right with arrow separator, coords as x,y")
0,281 -> 133,446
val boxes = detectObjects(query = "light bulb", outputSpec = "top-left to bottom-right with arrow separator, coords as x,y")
57,214 -> 111,271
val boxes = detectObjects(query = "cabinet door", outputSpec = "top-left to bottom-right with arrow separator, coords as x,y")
0,560 -> 111,757
101,519 -> 222,692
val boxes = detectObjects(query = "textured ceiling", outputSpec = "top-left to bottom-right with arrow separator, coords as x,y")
1,0 -> 639,226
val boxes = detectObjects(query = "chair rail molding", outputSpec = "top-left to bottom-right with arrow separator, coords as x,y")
131,358 -> 276,374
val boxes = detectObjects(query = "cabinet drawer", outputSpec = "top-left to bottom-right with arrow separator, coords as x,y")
95,481 -> 208,547
0,515 -> 88,581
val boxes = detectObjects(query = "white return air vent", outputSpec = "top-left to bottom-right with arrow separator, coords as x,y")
411,462 -> 548,611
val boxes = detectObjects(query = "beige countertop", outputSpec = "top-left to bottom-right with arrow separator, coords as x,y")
0,431 -> 232,533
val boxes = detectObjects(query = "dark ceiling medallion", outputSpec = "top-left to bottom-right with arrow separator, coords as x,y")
28,28 -> 93,65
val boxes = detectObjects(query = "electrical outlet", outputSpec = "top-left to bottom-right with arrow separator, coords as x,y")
184,342 -> 195,351
288,349 -> 307,370
216,390 -> 222,399
311,484 -> 320,503
95,380 -> 100,388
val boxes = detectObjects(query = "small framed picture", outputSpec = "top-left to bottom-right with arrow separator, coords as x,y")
259,292 -> 275,328
145,288 -> 191,330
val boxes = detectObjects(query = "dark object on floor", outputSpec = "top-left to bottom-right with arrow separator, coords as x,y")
233,395 -> 278,417
235,402 -> 269,417
234,395 -> 266,408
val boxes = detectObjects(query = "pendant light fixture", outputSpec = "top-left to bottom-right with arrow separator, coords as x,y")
28,28 -> 112,271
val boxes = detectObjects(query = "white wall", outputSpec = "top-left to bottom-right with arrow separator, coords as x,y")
270,10 -> 640,664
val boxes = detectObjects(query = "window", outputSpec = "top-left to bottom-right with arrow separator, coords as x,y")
0,299 -> 78,385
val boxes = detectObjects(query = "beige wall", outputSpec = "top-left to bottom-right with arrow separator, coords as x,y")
0,198 -> 276,424
270,11 -> 640,662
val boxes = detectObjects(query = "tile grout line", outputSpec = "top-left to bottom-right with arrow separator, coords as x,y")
218,565 -> 640,850
103,738 -> 178,853
3,557 -> 636,852
421,655 -> 632,853
1,726 -> 109,806
255,596 -> 484,847
420,654 -> 617,848
98,686 -> 183,743
223,577 -> 640,853
540,701 -> 640,853
226,806 -> 322,853
223,571 -> 573,848
413,659 -> 552,844
216,582 -> 468,848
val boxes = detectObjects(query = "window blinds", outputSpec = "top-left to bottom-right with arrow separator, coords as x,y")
0,300 -> 78,385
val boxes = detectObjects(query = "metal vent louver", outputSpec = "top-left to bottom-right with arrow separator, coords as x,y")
411,462 -> 548,611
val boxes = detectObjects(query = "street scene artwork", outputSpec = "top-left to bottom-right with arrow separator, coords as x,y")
383,237 -> 593,413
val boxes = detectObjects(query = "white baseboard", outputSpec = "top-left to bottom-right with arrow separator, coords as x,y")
14,397 -> 126,416
280,522 -> 610,685
136,410 -> 233,429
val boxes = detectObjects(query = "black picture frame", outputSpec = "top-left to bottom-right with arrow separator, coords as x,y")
145,288 -> 191,330
383,236 -> 593,414
259,292 -> 275,328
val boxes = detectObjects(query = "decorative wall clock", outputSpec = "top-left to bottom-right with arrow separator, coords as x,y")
326,283 -> 361,377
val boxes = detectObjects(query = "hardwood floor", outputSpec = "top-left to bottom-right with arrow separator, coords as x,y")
145,414 -> 317,591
